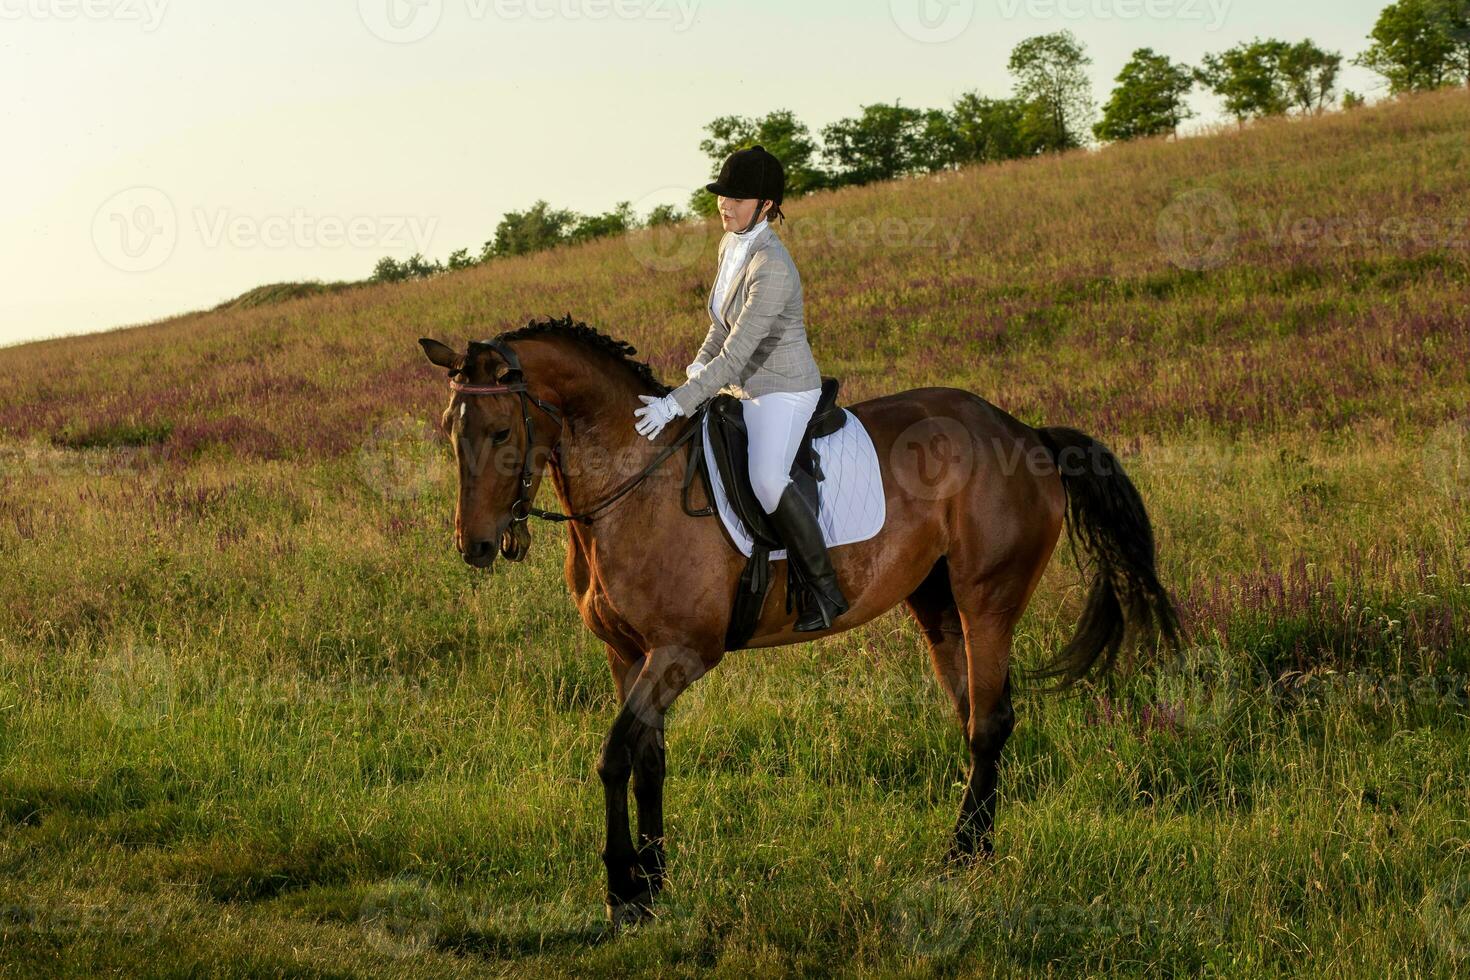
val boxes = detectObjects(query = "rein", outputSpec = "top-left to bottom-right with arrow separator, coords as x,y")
449,338 -> 706,527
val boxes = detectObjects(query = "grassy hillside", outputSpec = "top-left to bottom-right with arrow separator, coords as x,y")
0,89 -> 1467,977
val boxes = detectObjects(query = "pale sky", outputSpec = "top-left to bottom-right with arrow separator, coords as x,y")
1,0 -> 1388,348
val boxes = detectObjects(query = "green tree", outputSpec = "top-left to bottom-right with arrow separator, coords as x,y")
1355,0 -> 1470,93
446,248 -> 475,271
947,93 -> 1028,164
1196,39 -> 1294,123
403,254 -> 443,279
371,256 -> 407,283
1008,30 -> 1096,152
1278,40 -> 1343,113
913,107 -> 963,172
372,254 -> 443,282
480,200 -> 577,260
686,189 -> 718,219
1094,48 -> 1196,142
569,202 -> 634,244
820,101 -> 931,185
645,203 -> 685,226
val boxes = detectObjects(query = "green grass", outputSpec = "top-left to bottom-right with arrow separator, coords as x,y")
1,89 -> 1468,976
0,430 -> 1465,976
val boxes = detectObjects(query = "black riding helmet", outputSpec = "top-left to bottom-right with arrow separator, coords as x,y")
706,145 -> 785,234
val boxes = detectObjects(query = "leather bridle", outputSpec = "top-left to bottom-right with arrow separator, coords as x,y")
447,337 -> 710,527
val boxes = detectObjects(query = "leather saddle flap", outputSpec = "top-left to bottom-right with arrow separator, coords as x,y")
704,375 -> 846,542
697,376 -> 846,651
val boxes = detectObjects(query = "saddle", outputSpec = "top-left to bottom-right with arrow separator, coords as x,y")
680,377 -> 847,650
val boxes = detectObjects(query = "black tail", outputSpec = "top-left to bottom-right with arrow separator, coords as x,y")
1026,426 -> 1182,692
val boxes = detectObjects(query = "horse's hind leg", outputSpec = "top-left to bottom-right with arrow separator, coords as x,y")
949,602 -> 1019,863
907,561 -> 1018,862
944,450 -> 1061,862
905,558 -> 969,732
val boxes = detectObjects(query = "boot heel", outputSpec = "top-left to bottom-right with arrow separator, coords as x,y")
767,484 -> 849,632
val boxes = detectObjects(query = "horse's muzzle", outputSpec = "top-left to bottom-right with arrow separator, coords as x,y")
462,538 -> 497,569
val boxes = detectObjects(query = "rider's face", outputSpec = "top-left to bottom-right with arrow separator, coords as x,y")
717,196 -> 770,233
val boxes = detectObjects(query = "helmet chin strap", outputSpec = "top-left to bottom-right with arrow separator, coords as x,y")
739,200 -> 768,235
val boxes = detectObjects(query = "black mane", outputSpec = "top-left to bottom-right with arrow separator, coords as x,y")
494,314 -> 672,395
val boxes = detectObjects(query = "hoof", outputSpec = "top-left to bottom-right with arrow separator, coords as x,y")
606,890 -> 655,932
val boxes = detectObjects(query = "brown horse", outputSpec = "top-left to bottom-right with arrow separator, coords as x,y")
418,315 -> 1181,928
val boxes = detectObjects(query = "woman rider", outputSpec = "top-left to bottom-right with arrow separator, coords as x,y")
631,145 -> 850,632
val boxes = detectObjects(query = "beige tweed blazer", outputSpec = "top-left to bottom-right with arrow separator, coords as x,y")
668,222 -> 822,417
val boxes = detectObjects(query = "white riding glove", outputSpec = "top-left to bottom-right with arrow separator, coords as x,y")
634,393 -> 683,440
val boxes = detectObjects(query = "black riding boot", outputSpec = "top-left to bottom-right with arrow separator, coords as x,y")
767,481 -> 850,631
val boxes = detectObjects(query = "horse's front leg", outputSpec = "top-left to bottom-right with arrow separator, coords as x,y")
598,645 -> 643,924
597,641 -> 719,929
631,719 -> 667,902
597,703 -> 645,927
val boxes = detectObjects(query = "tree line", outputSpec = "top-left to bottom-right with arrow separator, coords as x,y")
370,0 -> 1470,283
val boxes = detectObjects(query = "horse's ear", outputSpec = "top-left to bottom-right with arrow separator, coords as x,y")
419,338 -> 459,370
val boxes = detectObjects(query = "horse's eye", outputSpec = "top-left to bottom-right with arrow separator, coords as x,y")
491,427 -> 511,445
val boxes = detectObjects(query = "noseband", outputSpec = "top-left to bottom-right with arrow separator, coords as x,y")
448,337 -> 708,527
449,337 -> 573,526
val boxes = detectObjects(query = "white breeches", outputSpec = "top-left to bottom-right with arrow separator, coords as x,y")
743,387 -> 822,514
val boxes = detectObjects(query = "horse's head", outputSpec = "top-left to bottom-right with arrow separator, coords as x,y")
419,337 -> 562,570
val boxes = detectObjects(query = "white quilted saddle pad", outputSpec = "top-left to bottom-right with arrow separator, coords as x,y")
700,406 -> 887,559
